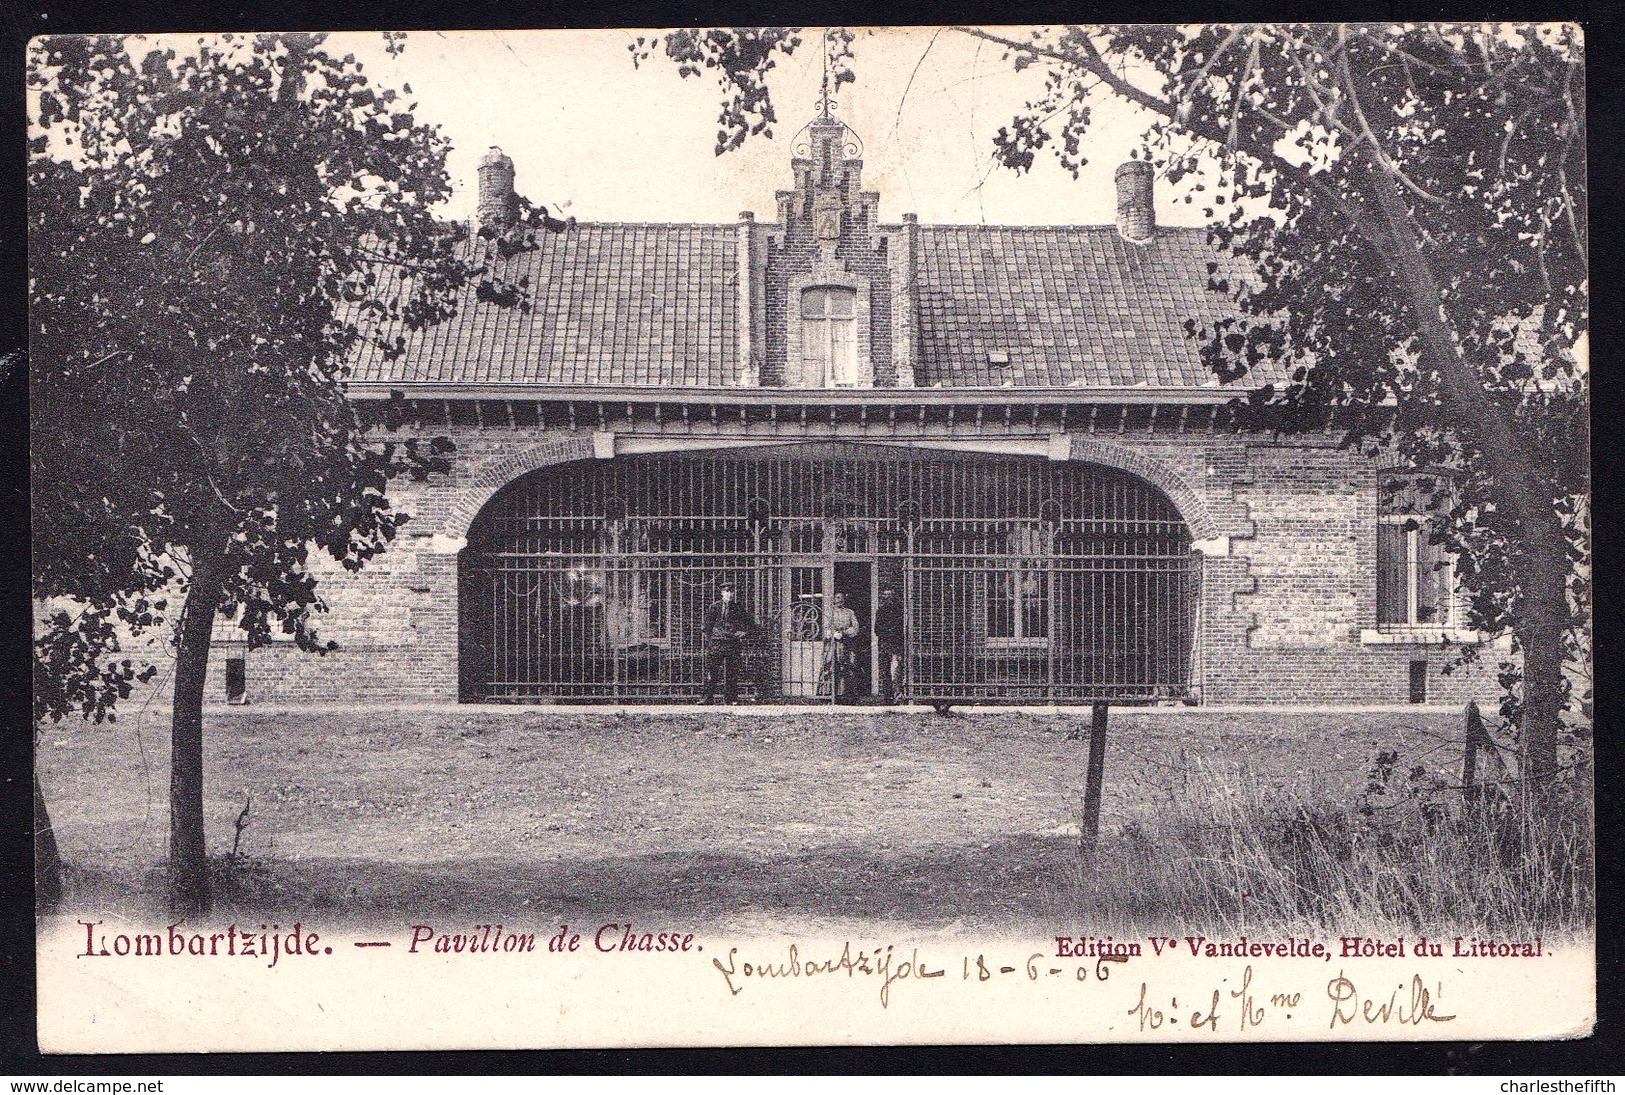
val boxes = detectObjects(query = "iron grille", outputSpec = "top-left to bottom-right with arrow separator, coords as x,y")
459,443 -> 1199,704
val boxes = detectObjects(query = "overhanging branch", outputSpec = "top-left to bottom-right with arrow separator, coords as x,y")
950,25 -> 1391,251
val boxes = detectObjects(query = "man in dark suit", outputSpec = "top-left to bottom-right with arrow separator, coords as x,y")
873,586 -> 905,704
700,581 -> 755,704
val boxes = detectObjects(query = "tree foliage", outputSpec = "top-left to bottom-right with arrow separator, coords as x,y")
28,33 -> 542,910
33,34 -> 452,703
631,27 -> 853,155
652,23 -> 1588,786
972,24 -> 1588,786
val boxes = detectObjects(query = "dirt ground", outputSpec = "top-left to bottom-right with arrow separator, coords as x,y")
38,705 -> 1466,932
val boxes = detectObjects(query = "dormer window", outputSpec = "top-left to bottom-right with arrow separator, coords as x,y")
801,287 -> 859,387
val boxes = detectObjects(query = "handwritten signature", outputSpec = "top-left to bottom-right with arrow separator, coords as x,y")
712,942 -> 944,1008
710,941 -> 1460,1031
1327,970 -> 1456,1028
1129,965 -> 1457,1032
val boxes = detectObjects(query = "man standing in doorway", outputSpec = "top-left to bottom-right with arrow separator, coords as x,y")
826,591 -> 861,703
701,581 -> 754,704
874,585 -> 905,704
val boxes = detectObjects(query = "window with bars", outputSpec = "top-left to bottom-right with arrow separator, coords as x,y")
1376,474 -> 1455,629
987,522 -> 1050,644
800,287 -> 859,387
604,565 -> 669,648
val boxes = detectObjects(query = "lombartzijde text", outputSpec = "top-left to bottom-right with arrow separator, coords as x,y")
711,941 -> 947,1008
77,921 -> 329,969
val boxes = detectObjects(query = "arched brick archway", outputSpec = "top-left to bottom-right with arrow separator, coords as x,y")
455,437 -> 1209,704
439,431 -> 1222,546
440,434 -> 597,544
1062,436 -> 1221,542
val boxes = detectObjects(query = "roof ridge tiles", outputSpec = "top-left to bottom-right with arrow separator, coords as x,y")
544,219 -> 1212,234
564,221 -> 739,230
917,222 -> 1210,233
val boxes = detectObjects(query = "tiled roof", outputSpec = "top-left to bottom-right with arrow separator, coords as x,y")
350,221 -> 1278,390
348,224 -> 739,387
914,225 -> 1284,388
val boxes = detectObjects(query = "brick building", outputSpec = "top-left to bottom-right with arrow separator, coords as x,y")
212,110 -> 1501,707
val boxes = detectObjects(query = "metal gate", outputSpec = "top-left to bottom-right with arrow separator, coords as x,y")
459,444 -> 1198,703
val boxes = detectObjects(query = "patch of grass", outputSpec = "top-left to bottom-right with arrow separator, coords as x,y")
42,706 -> 1588,934
209,851 -> 288,911
1067,761 -> 1594,938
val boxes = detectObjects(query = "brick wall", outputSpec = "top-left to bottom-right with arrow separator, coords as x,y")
201,422 -> 1504,708
1200,437 -> 1502,706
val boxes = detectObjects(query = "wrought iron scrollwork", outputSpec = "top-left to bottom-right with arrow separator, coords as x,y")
789,600 -> 824,641
790,118 -> 864,161
1039,497 -> 1063,529
747,496 -> 771,537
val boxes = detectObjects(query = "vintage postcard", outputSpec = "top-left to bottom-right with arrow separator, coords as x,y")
30,25 -> 1592,1051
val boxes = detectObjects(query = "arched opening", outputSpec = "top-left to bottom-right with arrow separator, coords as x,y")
459,442 -> 1198,704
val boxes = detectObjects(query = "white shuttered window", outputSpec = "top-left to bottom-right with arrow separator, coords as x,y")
801,287 -> 859,387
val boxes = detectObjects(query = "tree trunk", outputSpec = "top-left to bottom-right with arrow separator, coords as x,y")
1515,515 -> 1570,788
1461,700 -> 1482,807
1362,159 -> 1571,793
35,771 -> 63,913
953,35 -> 1583,799
167,548 -> 224,917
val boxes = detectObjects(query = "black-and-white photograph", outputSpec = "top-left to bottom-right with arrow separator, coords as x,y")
28,24 -> 1592,1050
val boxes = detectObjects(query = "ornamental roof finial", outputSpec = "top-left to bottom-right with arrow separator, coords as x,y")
817,27 -> 837,120
792,28 -> 864,159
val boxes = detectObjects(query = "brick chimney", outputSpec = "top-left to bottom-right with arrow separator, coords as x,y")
477,146 -> 517,233
1115,159 -> 1155,243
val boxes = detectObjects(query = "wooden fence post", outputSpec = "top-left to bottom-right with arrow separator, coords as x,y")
1462,699 -> 1483,807
1080,703 -> 1110,858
